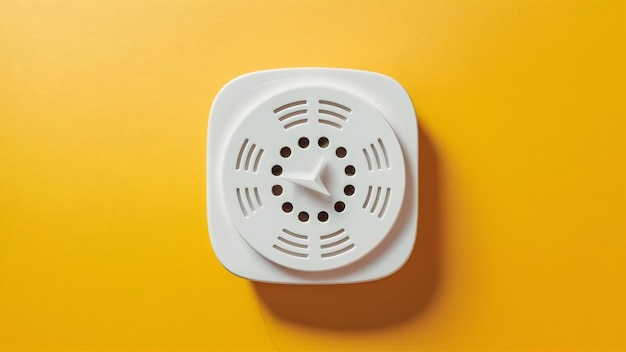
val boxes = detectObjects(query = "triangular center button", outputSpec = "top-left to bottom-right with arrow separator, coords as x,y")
281,159 -> 330,197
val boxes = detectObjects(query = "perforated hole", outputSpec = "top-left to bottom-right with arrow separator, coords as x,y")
272,185 -> 282,196
298,211 -> 310,222
280,147 -> 291,158
344,185 -> 355,196
317,211 -> 329,222
318,137 -> 329,148
336,147 -> 347,158
334,201 -> 346,213
272,165 -> 283,176
282,202 -> 293,213
298,137 -> 309,148
345,165 -> 356,176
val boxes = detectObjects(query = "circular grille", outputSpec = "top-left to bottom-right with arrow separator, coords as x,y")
222,86 -> 406,271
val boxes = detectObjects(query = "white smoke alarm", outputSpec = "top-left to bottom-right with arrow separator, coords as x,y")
207,68 -> 418,284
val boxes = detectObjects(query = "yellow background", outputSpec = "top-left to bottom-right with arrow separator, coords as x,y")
1,1 -> 624,350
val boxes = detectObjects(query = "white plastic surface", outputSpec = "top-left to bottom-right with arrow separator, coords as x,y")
207,68 -> 418,284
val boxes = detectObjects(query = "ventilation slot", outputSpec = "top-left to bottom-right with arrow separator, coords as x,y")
378,138 -> 390,168
370,186 -> 382,213
284,119 -> 308,129
253,187 -> 262,207
318,119 -> 342,129
245,187 -> 255,212
318,109 -> 347,121
236,188 -> 248,217
320,228 -> 345,240
319,100 -> 352,112
245,144 -> 256,171
236,139 -> 264,172
237,187 -> 262,215
370,144 -> 381,170
278,110 -> 307,121
278,236 -> 308,249
274,229 -> 308,258
253,149 -> 263,172
377,188 -> 391,218
361,186 -> 391,218
235,139 -> 249,170
274,100 -> 306,113
283,228 -> 308,240
363,139 -> 390,170
321,236 -> 350,249
320,230 -> 352,258
321,243 -> 355,258
273,245 -> 308,258
363,148 -> 373,171
275,101 -> 309,129
362,186 -> 373,209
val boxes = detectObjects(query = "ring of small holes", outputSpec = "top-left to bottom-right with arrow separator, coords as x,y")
272,138 -> 355,222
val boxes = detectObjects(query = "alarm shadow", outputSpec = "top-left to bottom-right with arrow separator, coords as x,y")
253,127 -> 441,330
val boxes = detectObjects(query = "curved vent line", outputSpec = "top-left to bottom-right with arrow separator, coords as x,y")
274,100 -> 307,113
244,144 -> 256,171
321,243 -> 355,258
245,187 -> 255,213
370,143 -> 382,170
378,138 -> 390,169
235,139 -> 249,170
237,187 -> 262,216
377,188 -> 391,218
320,228 -> 345,240
318,119 -> 342,129
236,188 -> 249,217
321,236 -> 350,249
370,186 -> 382,213
273,245 -> 308,258
253,149 -> 263,172
363,148 -> 373,171
253,187 -> 262,208
318,109 -> 348,121
236,139 -> 264,173
278,236 -> 308,249
282,228 -> 308,240
278,109 -> 307,122
284,119 -> 308,129
319,100 -> 352,112
274,101 -> 309,129
362,186 -> 373,209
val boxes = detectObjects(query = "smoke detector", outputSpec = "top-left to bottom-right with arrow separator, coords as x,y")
207,68 -> 418,284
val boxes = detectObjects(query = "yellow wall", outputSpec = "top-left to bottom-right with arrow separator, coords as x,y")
1,1 -> 624,350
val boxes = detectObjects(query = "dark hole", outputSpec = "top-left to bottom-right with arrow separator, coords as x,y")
272,185 -> 283,196
344,185 -> 355,196
280,147 -> 291,158
282,202 -> 293,213
336,147 -> 347,158
272,165 -> 283,176
318,137 -> 329,148
298,137 -> 309,148
345,165 -> 356,176
298,211 -> 309,222
334,201 -> 346,213
317,211 -> 329,222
